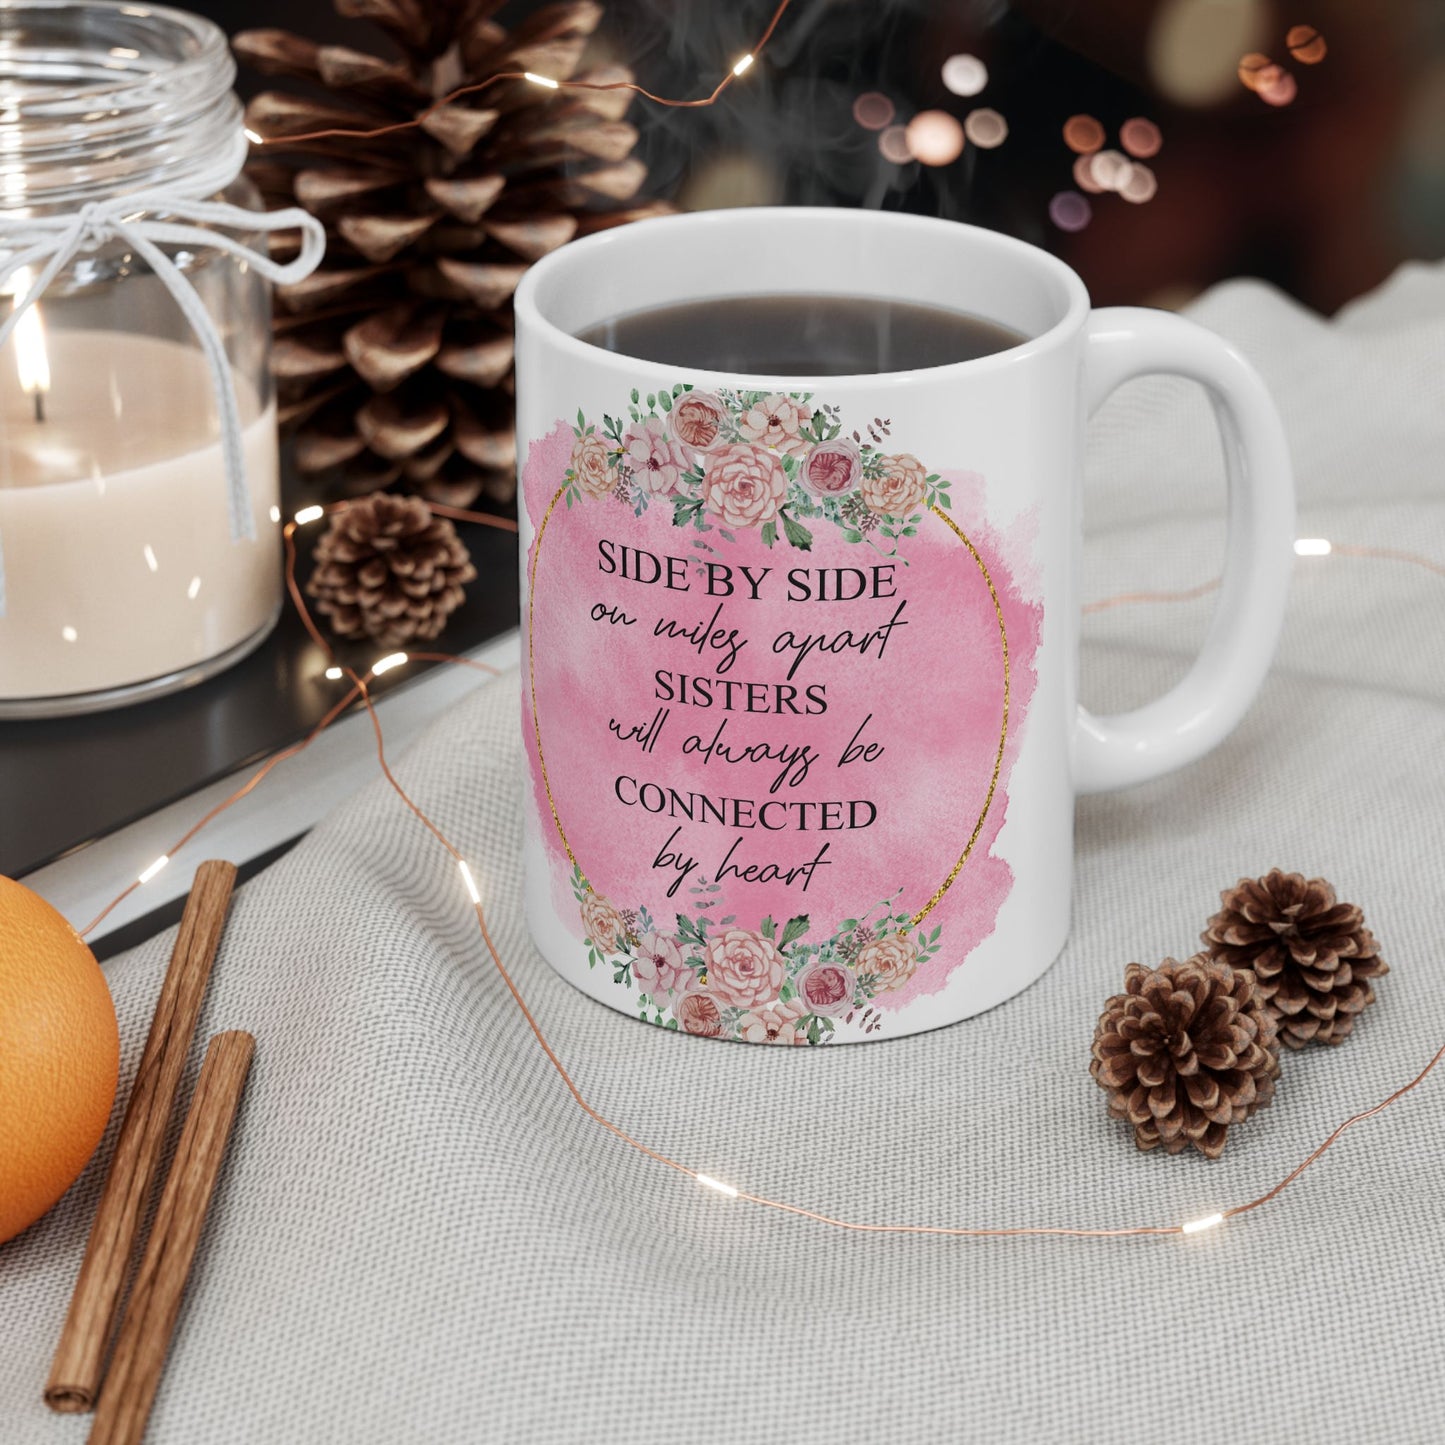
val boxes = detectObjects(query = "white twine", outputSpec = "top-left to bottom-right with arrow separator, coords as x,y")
0,133 -> 326,617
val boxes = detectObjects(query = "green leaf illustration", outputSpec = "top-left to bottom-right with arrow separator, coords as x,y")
781,513 -> 814,550
779,914 -> 811,947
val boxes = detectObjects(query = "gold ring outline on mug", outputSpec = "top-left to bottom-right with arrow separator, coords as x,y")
527,486 -> 1009,931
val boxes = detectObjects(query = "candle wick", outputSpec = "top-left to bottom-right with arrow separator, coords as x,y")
32,390 -> 45,424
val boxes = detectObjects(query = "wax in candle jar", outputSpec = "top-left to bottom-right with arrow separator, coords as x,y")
0,330 -> 281,703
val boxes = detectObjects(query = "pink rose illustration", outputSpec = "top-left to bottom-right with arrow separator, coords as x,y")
622,416 -> 691,495
738,998 -> 809,1045
676,990 -> 724,1038
668,390 -> 729,455
796,961 -> 856,1018
703,927 -> 786,1009
579,890 -> 627,955
799,438 -> 862,498
632,931 -> 693,1001
569,431 -> 615,499
855,934 -> 920,994
737,393 -> 812,457
699,445 -> 789,530
861,452 -> 928,517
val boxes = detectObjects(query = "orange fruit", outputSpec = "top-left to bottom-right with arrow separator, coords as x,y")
0,876 -> 119,1245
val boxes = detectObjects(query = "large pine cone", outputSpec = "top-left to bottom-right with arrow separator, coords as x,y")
1091,956 -> 1281,1159
1202,869 -> 1388,1049
235,0 -> 669,508
306,494 -> 476,646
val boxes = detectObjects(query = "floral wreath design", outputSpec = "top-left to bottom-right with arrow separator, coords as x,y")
562,383 -> 954,559
539,382 -> 1010,1045
571,862 -> 944,1046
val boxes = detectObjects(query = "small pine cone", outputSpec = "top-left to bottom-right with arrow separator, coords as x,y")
1091,956 -> 1281,1159
1202,870 -> 1388,1049
306,494 -> 477,648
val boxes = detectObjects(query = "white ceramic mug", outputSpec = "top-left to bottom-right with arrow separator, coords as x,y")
513,208 -> 1294,1046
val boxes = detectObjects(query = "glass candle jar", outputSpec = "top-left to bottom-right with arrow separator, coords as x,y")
0,1 -> 288,716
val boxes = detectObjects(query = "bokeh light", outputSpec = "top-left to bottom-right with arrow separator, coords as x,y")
1149,0 -> 1269,106
963,107 -> 1008,149
1287,24 -> 1327,64
1073,153 -> 1104,194
1088,148 -> 1133,192
878,125 -> 913,164
852,92 -> 895,131
905,109 -> 965,166
941,54 -> 988,97
1120,118 -> 1163,159
1119,164 -> 1159,204
1258,68 -> 1298,106
1049,190 -> 1092,232
1063,114 -> 1106,154
1237,52 -> 1273,91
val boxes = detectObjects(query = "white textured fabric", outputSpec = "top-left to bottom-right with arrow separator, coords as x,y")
3,266 -> 1444,1444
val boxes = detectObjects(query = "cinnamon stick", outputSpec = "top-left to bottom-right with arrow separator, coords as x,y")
88,1032 -> 255,1445
46,860 -> 238,1413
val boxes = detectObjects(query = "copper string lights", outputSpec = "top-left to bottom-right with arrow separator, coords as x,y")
243,0 -> 796,149
72,497 -> 1445,1245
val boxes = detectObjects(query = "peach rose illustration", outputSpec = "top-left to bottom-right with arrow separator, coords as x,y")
799,438 -> 862,498
622,416 -> 691,495
579,890 -> 627,955
861,452 -> 928,517
855,934 -> 919,994
703,927 -> 785,1009
796,961 -> 856,1018
738,393 -> 812,457
699,445 -> 789,531
738,997 -> 809,1045
675,990 -> 724,1038
569,431 -> 615,499
632,931 -> 693,1001
667,390 -> 729,455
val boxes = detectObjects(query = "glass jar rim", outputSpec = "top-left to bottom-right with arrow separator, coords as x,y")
0,0 -> 242,211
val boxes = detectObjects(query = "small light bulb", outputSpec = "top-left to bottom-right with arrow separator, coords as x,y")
324,665 -> 343,681
138,854 -> 170,885
243,127 -> 264,146
732,53 -> 754,76
459,860 -> 482,904
524,71 -> 559,89
1181,1212 -> 1224,1235
269,505 -> 282,524
294,504 -> 325,525
61,625 -> 78,643
696,1173 -> 739,1198
1294,537 -> 1332,556
371,651 -> 408,676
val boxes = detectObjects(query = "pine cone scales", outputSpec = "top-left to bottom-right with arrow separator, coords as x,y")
307,494 -> 476,646
1091,957 -> 1281,1159
1202,870 -> 1388,1048
235,1 -> 669,507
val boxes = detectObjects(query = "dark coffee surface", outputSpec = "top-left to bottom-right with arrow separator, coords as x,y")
575,294 -> 1026,375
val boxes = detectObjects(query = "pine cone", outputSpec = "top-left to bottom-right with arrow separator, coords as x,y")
235,1 -> 670,508
306,494 -> 476,646
1202,870 -> 1388,1049
1091,956 -> 1281,1159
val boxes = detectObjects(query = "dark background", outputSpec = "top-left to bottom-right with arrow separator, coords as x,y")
208,0 -> 1445,315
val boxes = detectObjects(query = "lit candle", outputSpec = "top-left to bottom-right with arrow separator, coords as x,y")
0,329 -> 280,707
7,269 -> 50,422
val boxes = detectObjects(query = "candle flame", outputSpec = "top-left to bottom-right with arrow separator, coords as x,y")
7,267 -> 50,409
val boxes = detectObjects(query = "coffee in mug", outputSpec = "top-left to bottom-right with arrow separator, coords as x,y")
514,209 -> 1294,1046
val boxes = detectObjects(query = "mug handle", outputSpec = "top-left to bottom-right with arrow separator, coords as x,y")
1075,307 -> 1296,794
